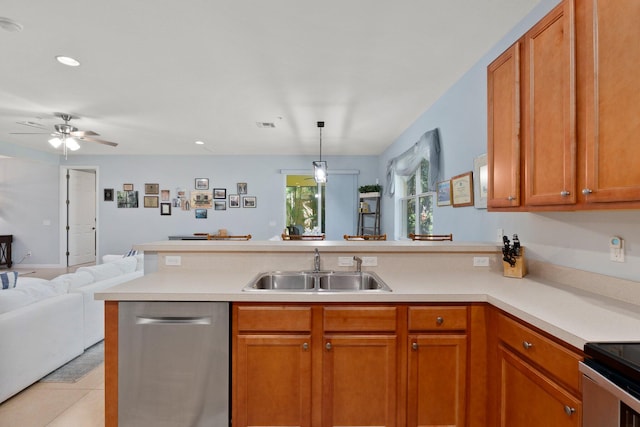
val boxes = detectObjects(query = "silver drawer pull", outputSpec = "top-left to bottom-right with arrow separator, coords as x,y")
507,196 -> 516,201
325,342 -> 332,351
436,316 -> 444,326
564,405 -> 575,416
582,188 -> 593,195
302,342 -> 309,350
522,341 -> 534,350
560,191 -> 570,197
412,342 -> 418,351
136,316 -> 212,325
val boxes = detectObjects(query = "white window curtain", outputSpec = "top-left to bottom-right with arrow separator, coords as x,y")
385,128 -> 441,196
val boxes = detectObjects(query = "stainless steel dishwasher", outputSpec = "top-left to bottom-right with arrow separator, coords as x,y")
118,301 -> 229,427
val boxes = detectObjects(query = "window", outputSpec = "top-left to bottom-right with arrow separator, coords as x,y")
285,175 -> 325,234
399,159 -> 434,237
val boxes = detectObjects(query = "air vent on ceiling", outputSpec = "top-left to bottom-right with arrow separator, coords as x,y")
256,122 -> 276,128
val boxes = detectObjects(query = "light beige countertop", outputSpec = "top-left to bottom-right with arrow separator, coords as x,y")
96,261 -> 640,351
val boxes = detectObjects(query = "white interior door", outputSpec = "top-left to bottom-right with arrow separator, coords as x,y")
67,169 -> 96,266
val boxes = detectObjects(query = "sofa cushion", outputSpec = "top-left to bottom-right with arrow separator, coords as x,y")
108,256 -> 137,275
1,272 -> 18,290
50,271 -> 95,290
103,253 -> 144,272
77,263 -> 122,283
0,278 -> 67,315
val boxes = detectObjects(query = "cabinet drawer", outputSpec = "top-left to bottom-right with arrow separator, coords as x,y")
323,306 -> 397,332
237,306 -> 312,332
497,314 -> 582,392
408,306 -> 468,331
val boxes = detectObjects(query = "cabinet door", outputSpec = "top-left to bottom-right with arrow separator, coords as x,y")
582,0 -> 640,202
498,346 -> 581,427
322,335 -> 397,427
488,42 -> 522,208
235,335 -> 312,427
408,334 -> 467,427
524,1 -> 576,206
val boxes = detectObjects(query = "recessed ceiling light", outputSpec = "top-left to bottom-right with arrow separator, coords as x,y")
55,56 -> 81,67
0,17 -> 23,32
195,140 -> 205,145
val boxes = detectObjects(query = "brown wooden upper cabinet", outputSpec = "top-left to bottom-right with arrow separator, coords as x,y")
488,0 -> 640,211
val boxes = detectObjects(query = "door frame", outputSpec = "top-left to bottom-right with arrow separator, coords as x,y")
58,165 -> 100,267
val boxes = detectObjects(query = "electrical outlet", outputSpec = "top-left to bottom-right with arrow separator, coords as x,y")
338,257 -> 354,267
165,255 -> 181,266
473,256 -> 489,267
362,256 -> 377,266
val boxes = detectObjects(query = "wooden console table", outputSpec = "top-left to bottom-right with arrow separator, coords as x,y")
0,235 -> 13,268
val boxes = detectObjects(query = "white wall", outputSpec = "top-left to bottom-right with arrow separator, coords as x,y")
378,0 -> 640,282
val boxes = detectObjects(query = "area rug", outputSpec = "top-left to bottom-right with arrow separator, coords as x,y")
40,340 -> 104,383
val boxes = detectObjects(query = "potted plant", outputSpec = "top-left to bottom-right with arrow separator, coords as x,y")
358,184 -> 382,198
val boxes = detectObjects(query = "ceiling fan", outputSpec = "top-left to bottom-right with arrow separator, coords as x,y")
11,112 -> 118,157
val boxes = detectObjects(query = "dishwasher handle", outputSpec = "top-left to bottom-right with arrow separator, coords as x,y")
136,316 -> 212,325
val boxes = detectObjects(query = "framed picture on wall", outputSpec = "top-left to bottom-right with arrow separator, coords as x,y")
229,194 -> 240,208
195,178 -> 209,190
243,196 -> 256,208
195,208 -> 207,219
160,203 -> 171,215
451,172 -> 474,207
123,183 -> 134,191
214,188 -> 226,199
436,180 -> 451,206
237,182 -> 247,194
104,188 -> 114,202
161,189 -> 170,201
145,183 -> 159,194
214,201 -> 226,210
473,154 -> 488,209
144,196 -> 159,208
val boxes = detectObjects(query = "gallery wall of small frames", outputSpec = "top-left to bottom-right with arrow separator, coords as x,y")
103,180 -> 256,217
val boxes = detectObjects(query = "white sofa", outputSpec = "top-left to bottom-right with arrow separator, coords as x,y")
0,254 -> 143,403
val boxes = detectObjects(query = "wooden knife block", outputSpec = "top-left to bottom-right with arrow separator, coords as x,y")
503,247 -> 527,278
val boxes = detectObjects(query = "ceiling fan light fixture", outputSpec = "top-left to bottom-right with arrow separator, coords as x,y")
65,138 -> 81,151
55,55 -> 81,67
48,137 -> 62,148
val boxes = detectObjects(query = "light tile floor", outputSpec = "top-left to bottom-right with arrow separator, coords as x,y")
0,364 -> 105,427
0,264 -> 104,427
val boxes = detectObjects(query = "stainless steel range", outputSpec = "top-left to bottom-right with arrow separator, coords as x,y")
581,342 -> 640,427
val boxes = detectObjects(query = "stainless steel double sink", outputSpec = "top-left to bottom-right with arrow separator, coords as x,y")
243,271 -> 392,292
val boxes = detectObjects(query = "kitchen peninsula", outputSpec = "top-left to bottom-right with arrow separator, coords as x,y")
97,240 -> 640,427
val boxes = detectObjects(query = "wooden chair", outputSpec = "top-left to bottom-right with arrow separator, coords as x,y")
343,234 -> 387,241
409,233 -> 453,241
281,234 -> 326,240
207,234 -> 252,240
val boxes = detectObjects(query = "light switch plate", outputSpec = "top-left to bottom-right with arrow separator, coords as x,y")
362,256 -> 377,266
165,255 -> 181,266
473,257 -> 490,267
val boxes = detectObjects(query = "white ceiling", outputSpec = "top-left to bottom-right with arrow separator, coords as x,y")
0,0 -> 539,157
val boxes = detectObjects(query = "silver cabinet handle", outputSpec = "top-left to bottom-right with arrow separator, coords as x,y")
564,405 -> 575,416
325,342 -> 332,351
136,316 -> 211,325
507,196 -> 516,201
582,188 -> 593,195
560,191 -> 570,197
412,342 -> 418,351
522,341 -> 534,350
302,342 -> 309,350
436,316 -> 444,326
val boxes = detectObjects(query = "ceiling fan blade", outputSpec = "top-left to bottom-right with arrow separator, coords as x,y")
78,136 -> 118,147
16,121 -> 47,130
70,130 -> 99,137
9,132 -> 52,135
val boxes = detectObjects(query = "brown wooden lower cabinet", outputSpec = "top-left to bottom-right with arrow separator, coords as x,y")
487,309 -> 583,427
232,303 -> 474,427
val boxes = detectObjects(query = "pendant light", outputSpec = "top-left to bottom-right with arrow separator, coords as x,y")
313,121 -> 327,183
